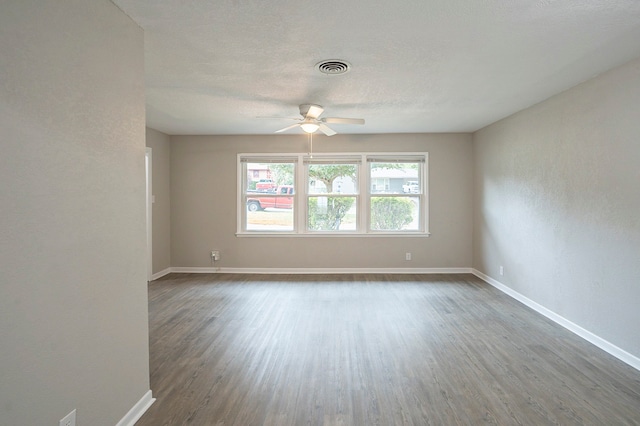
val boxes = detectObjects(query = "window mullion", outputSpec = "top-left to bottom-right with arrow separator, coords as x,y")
297,154 -> 306,234
238,159 -> 245,233
360,155 -> 369,233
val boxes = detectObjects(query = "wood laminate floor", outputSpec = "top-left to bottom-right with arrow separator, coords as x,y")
137,273 -> 640,426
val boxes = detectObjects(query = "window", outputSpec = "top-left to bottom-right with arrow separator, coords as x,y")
371,177 -> 390,192
240,158 -> 296,232
368,156 -> 424,232
238,153 -> 428,236
306,157 -> 360,231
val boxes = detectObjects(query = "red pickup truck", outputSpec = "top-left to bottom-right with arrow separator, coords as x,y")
247,185 -> 294,211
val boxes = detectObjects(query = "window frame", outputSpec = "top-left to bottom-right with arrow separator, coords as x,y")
304,155 -> 362,234
237,152 -> 429,237
238,156 -> 298,234
366,155 -> 427,234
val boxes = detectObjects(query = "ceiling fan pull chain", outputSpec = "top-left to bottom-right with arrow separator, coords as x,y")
308,132 -> 313,158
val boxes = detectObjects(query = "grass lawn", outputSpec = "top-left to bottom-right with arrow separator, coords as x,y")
247,209 -> 357,229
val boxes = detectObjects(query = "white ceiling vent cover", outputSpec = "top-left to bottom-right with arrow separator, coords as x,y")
316,60 -> 351,75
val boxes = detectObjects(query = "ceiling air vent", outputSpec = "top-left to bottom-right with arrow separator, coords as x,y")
316,60 -> 351,75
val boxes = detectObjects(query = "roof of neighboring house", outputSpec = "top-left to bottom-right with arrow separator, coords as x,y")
370,168 -> 418,179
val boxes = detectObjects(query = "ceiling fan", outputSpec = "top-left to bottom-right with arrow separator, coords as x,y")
271,104 -> 365,136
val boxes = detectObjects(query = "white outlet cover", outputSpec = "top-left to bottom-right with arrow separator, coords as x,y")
60,409 -> 76,426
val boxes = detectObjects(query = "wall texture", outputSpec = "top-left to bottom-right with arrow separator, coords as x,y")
0,1 -> 150,425
473,57 -> 640,358
146,127 -> 172,275
170,133 -> 473,270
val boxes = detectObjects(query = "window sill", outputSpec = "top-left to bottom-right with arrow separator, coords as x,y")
236,232 -> 431,238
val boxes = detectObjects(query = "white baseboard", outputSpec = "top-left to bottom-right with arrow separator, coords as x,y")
150,267 -> 172,281
472,269 -> 640,372
166,266 -> 473,275
116,390 -> 155,426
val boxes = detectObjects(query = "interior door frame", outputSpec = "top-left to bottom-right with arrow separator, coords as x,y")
145,147 -> 153,281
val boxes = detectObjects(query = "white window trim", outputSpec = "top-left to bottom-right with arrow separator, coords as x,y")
237,152 -> 430,237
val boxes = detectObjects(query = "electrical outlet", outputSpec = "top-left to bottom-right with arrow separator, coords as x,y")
405,252 -> 412,261
60,409 -> 76,426
499,266 -> 504,276
211,250 -> 220,261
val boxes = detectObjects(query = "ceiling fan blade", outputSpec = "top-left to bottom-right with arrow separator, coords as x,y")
318,123 -> 337,136
256,116 -> 299,120
322,117 -> 365,125
305,105 -> 324,119
275,123 -> 301,133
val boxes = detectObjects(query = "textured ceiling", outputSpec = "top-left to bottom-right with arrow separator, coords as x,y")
112,0 -> 640,135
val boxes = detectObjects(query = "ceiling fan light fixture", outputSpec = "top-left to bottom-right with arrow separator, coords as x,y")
300,122 -> 320,133
270,103 -> 363,136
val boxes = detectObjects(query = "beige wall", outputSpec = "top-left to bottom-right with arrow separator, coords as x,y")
170,133 -> 473,269
146,127 -> 172,274
473,57 -> 640,358
0,1 -> 150,425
